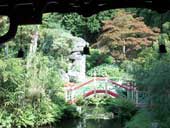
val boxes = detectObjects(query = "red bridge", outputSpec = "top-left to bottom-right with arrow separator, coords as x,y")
64,77 -> 140,104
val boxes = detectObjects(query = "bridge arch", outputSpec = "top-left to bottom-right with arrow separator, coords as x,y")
65,77 -> 137,104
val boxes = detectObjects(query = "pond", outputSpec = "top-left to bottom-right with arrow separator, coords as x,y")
57,119 -> 122,128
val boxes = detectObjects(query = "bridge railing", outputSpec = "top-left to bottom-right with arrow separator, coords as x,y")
65,77 -> 136,91
64,77 -> 148,106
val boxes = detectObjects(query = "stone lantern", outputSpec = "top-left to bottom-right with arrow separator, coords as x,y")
68,37 -> 89,83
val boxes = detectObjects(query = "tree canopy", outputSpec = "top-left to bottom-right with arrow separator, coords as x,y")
93,11 -> 160,60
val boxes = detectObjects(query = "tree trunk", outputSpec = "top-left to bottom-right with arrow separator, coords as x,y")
27,28 -> 39,69
122,45 -> 126,59
29,31 -> 39,55
4,44 -> 8,58
122,40 -> 126,58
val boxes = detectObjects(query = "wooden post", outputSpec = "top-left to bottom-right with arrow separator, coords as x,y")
127,82 -> 130,100
127,90 -> 130,100
136,90 -> 139,105
105,77 -> 108,96
123,40 -> 126,58
65,88 -> 68,102
94,71 -> 96,97
70,90 -> 73,103
131,91 -> 133,102
4,44 -> 8,58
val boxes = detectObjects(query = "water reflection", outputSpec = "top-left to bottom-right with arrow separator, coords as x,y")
58,119 -> 121,128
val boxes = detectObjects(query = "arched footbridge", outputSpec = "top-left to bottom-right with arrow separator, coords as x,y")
64,77 -> 148,106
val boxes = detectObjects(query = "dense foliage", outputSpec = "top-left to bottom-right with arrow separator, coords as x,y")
0,14 -> 81,128
121,44 -> 170,127
125,110 -> 152,128
76,96 -> 137,124
60,10 -> 117,42
0,56 -> 64,128
86,48 -> 114,70
87,64 -> 127,79
1,7 -> 170,128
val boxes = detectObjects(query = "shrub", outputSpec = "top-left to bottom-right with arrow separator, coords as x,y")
125,110 -> 152,128
61,104 -> 80,119
86,49 -> 114,70
0,56 -> 72,128
76,96 -> 85,106
107,98 -> 137,122
0,109 -> 13,128
87,64 -> 126,79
